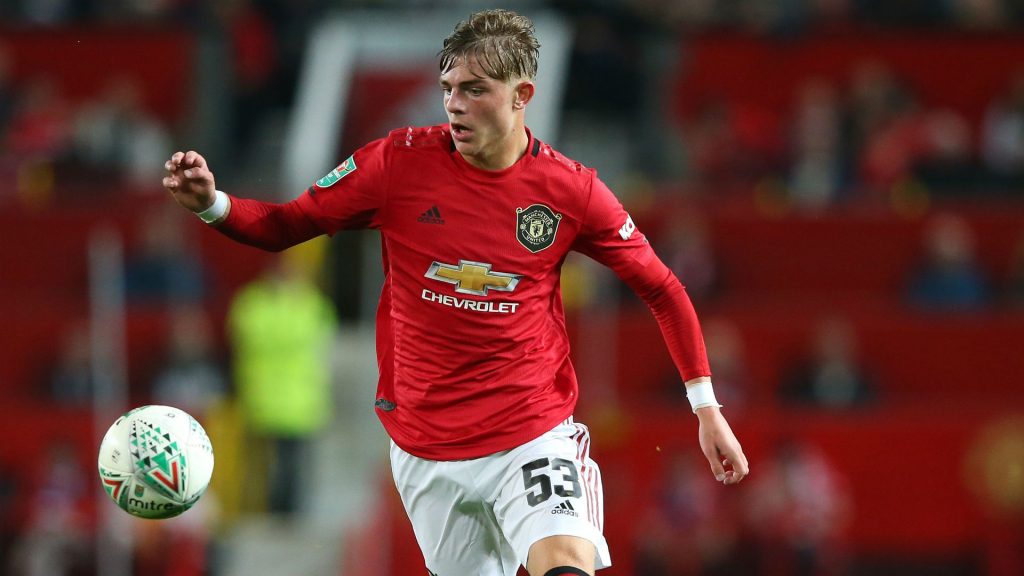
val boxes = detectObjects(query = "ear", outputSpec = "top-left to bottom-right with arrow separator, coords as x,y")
512,81 -> 535,110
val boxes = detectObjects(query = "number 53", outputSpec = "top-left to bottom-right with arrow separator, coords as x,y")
520,457 -> 582,506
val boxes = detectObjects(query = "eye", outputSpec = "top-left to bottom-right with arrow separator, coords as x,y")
441,87 -> 452,96
469,87 -> 484,96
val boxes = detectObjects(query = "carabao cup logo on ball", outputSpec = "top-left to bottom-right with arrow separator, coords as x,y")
98,405 -> 214,520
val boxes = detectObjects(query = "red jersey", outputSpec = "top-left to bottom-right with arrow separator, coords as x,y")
219,125 -> 709,460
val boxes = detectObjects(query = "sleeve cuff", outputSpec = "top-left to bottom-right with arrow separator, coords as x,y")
196,190 -> 229,224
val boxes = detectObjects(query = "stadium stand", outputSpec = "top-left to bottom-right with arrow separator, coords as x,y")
3,12 -> 1024,576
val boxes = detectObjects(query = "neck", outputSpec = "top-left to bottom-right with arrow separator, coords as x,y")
465,125 -> 529,171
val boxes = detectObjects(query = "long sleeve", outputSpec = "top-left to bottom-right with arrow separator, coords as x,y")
620,253 -> 711,382
571,174 -> 711,382
216,196 -> 323,252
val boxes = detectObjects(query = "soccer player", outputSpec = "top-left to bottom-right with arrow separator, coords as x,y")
163,9 -> 747,576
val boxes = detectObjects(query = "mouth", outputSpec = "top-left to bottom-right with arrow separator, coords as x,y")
450,122 -> 472,141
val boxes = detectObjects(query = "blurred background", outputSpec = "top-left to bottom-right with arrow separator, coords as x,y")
1,0 -> 1023,575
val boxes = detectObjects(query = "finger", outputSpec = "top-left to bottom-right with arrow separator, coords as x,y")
183,167 -> 211,182
190,152 -> 208,170
163,176 -> 178,189
704,447 -> 726,482
183,150 -> 205,168
725,452 -> 749,485
732,450 -> 749,476
170,151 -> 185,168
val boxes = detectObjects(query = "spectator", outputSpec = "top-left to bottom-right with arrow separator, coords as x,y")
4,75 -> 72,161
124,203 -> 209,306
17,0 -> 77,25
788,78 -> 847,208
559,5 -> 644,117
701,317 -> 750,412
683,100 -> 743,188
853,1 -> 952,27
856,94 -> 927,195
906,213 -> 992,311
71,76 -> 172,187
845,59 -> 974,196
214,0 -> 279,168
0,47 -> 19,200
634,452 -> 744,575
150,304 -> 228,418
981,68 -> 1024,183
780,316 -> 877,409
950,0 -> 1008,29
661,212 -> 719,304
47,321 -> 94,406
0,43 -> 15,142
6,439 -> 93,576
0,460 -> 18,565
227,251 -> 337,517
844,61 -> 914,194
3,75 -> 72,206
746,440 -> 851,576
910,107 -> 975,194
1005,228 -> 1024,308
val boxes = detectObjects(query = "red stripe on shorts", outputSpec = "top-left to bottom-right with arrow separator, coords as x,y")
574,424 -> 597,528
570,426 -> 588,524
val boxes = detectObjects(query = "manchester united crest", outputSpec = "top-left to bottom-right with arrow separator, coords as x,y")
516,204 -> 562,253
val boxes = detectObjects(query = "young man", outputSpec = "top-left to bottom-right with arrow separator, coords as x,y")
163,9 -> 747,576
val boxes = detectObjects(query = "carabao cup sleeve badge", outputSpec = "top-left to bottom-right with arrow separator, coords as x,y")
516,204 -> 562,253
316,155 -> 357,188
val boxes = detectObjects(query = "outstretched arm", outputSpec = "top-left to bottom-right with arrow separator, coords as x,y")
574,174 -> 748,484
162,150 -> 321,251
622,257 -> 749,485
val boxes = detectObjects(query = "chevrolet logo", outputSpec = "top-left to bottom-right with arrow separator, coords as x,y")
425,260 -> 522,296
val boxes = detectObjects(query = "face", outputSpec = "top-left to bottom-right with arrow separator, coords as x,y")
440,55 -> 532,171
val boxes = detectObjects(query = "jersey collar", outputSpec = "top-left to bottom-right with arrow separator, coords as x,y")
449,127 -> 538,182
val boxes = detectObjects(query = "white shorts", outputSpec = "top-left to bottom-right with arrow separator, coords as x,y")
389,417 -> 612,575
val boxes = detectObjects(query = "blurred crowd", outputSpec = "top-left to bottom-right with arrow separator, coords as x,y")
0,0 -> 320,205
635,440 -> 852,576
677,61 -> 1024,206
1,2 -> 1023,575
1,0 -> 1024,29
2,1 -> 1022,209
633,205 -> 1024,409
0,60 -> 169,210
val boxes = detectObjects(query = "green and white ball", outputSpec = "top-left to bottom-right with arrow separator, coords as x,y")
98,405 -> 214,519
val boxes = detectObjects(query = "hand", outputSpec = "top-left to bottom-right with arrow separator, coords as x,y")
696,406 -> 748,485
163,150 -> 217,213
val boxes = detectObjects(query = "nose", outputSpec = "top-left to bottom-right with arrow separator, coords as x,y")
445,90 -> 464,115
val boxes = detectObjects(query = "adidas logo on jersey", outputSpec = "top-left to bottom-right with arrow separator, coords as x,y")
418,206 -> 445,224
551,500 -> 579,517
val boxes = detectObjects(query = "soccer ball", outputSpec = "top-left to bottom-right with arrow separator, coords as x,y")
97,405 -> 214,519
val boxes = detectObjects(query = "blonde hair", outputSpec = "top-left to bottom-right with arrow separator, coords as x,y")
440,9 -> 540,82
